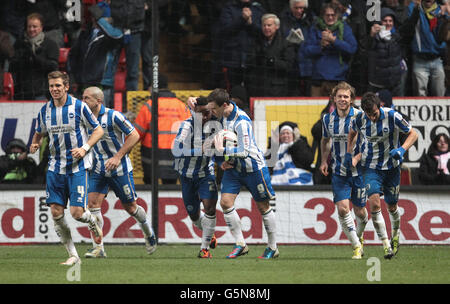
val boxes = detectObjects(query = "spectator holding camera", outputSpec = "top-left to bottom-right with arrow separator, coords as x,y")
246,13 -> 296,97
0,138 -> 38,184
368,7 -> 405,96
419,133 -> 450,185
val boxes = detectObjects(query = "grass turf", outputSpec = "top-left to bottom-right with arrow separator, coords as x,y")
0,244 -> 448,284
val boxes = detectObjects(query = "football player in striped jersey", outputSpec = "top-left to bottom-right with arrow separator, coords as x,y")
347,92 -> 418,259
320,82 -> 368,259
172,97 -> 218,258
81,86 -> 156,258
30,71 -> 104,266
207,88 -> 278,259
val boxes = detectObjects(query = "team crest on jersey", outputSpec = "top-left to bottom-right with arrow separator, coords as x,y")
69,112 -> 75,119
383,127 -> 388,133
102,123 -> 107,128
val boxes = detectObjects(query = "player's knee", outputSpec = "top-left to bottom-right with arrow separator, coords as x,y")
70,207 -> 84,220
255,201 -> 270,214
387,204 -> 398,213
202,199 -> 217,216
50,204 -> 64,219
122,202 -> 137,215
337,205 -> 349,217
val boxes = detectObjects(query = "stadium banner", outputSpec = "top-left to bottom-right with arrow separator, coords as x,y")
0,189 -> 448,245
251,97 -> 450,168
0,101 -> 46,164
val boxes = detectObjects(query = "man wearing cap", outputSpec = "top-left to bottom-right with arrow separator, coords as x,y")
0,138 -> 38,184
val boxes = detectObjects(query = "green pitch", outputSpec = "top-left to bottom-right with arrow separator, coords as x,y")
0,244 -> 448,284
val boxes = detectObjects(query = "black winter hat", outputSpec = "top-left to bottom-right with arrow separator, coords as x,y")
6,138 -> 27,154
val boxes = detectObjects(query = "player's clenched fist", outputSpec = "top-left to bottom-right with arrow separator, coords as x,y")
29,143 -> 40,154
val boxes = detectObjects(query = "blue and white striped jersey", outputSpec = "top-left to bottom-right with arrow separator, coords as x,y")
35,94 -> 100,174
89,105 -> 135,177
172,115 -> 215,178
221,102 -> 267,173
352,107 -> 411,170
322,107 -> 363,176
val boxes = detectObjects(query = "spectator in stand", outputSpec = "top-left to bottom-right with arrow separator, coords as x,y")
302,2 -> 357,97
218,0 -> 265,89
400,0 -> 447,96
68,2 -> 123,108
110,0 -> 146,92
382,0 -> 414,96
133,74 -> 191,184
330,0 -> 369,96
25,0 -> 66,48
382,0 -> 410,27
0,138 -> 38,184
0,0 -> 27,45
438,10 -> 449,95
0,30 -> 14,97
10,13 -> 59,100
368,8 -> 405,96
246,13 -> 296,97
269,121 -> 314,185
280,0 -> 315,96
419,133 -> 450,185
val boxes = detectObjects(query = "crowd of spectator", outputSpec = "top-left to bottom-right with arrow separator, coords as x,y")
0,0 -> 448,186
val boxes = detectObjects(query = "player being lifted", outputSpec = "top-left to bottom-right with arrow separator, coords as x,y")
320,82 -> 368,259
172,97 -> 218,258
81,87 -> 156,258
207,88 -> 278,259
347,92 -> 418,259
30,71 -> 104,266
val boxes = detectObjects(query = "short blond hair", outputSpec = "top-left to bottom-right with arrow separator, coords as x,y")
331,81 -> 356,102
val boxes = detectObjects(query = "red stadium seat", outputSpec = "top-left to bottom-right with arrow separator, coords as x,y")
114,92 -> 123,112
113,48 -> 127,110
1,72 -> 14,100
59,48 -> 70,71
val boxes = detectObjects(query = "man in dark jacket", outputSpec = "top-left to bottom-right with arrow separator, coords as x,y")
68,2 -> 123,107
110,0 -> 147,91
0,138 -> 38,184
279,0 -> 315,96
368,7 -> 405,96
10,13 -> 59,100
246,13 -> 296,97
218,0 -> 265,89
